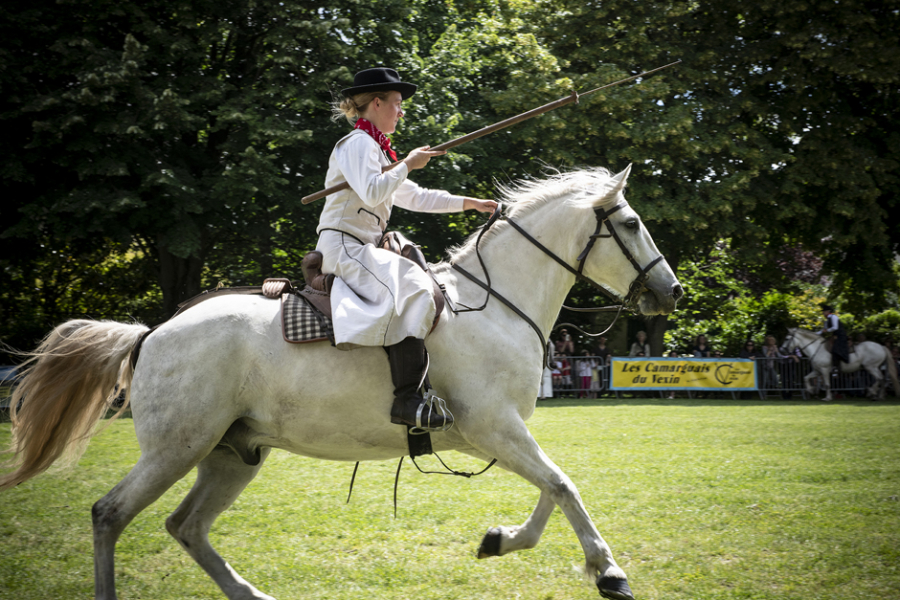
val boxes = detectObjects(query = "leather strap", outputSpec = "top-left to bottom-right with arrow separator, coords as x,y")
505,216 -> 620,304
452,263 -> 548,365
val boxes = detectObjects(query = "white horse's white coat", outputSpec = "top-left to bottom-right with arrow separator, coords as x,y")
5,167 -> 683,600
783,327 -> 900,401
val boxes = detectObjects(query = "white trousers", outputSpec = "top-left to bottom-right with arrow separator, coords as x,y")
540,367 -> 554,398
316,230 -> 436,349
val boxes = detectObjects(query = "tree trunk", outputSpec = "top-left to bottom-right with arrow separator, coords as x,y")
646,315 -> 668,357
157,243 -> 203,320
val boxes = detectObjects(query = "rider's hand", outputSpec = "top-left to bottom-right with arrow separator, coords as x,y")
403,146 -> 446,171
464,198 -> 499,213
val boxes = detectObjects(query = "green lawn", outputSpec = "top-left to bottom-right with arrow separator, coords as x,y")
2,399 -> 899,600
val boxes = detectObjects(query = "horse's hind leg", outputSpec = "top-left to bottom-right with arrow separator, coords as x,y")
477,490 -> 555,558
166,445 -> 274,600
864,364 -> 884,399
93,451 -> 206,600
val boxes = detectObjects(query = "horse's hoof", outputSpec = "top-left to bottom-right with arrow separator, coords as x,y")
476,527 -> 502,558
597,576 -> 635,600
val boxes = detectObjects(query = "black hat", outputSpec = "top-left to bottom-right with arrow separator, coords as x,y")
820,303 -> 834,312
342,67 -> 417,100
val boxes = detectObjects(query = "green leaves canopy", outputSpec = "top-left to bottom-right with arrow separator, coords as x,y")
2,0 -> 898,357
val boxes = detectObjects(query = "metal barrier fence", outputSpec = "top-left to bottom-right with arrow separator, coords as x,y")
544,355 -> 896,400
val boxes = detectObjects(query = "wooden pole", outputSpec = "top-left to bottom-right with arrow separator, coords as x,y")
300,60 -> 680,205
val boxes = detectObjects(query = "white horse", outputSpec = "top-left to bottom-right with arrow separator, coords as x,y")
1,165 -> 682,600
783,327 -> 900,401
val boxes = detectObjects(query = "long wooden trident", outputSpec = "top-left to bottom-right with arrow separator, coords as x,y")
300,60 -> 681,204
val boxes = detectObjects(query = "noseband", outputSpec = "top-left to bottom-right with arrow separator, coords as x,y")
499,202 -> 663,309
450,203 -> 666,361
783,330 -> 822,359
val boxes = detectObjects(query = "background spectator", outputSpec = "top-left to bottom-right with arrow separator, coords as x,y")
761,335 -> 783,390
576,350 -> 597,399
629,331 -> 651,357
556,328 -> 575,355
739,340 -> 759,359
590,356 -> 604,397
693,334 -> 711,358
595,336 -> 611,364
556,354 -> 572,394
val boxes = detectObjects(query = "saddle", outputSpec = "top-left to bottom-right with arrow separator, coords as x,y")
264,231 -> 445,332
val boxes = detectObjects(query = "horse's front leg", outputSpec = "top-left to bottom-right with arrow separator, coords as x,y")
819,367 -> 834,401
466,417 -> 632,600
477,490 -> 555,558
804,370 -> 818,396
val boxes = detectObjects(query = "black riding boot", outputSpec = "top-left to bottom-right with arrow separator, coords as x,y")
388,337 -> 453,431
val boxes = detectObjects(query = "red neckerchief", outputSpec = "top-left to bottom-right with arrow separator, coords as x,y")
354,118 -> 397,161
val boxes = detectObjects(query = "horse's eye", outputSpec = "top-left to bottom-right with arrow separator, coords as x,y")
625,219 -> 638,230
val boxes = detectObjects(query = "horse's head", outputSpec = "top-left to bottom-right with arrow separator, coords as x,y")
782,328 -> 800,352
573,165 -> 682,315
450,166 -> 682,318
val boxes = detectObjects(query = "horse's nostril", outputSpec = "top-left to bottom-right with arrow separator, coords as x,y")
672,284 -> 684,301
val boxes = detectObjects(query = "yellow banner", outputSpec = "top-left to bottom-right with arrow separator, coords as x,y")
610,358 -> 757,390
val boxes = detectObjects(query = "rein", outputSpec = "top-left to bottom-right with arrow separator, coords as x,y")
449,203 -> 665,361
346,455 -> 499,518
347,201 -> 666,510
785,330 -> 823,360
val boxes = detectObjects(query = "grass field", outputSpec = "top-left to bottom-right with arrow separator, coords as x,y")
2,399 -> 899,600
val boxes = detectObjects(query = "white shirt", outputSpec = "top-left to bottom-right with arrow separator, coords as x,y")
316,129 -> 465,244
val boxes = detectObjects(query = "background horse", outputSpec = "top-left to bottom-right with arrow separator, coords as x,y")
1,165 -> 682,600
783,327 -> 900,401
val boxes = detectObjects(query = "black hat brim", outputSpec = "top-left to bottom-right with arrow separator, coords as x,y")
341,81 -> 417,100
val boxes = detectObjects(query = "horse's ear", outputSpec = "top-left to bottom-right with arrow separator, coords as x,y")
595,163 -> 632,206
613,163 -> 632,184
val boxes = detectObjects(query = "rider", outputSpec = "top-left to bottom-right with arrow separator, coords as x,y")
318,67 -> 496,431
819,304 -> 849,370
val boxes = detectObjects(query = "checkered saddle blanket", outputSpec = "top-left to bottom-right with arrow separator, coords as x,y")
281,292 -> 333,344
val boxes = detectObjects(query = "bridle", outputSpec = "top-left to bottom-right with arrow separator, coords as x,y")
571,202 -> 665,308
783,329 -> 823,360
449,203 -> 666,360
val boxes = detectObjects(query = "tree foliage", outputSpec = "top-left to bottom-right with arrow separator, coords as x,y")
1,0 -> 898,358
665,241 -> 900,355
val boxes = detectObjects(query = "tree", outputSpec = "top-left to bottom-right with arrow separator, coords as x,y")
509,0 -> 900,347
3,0 -> 898,360
662,241 -> 830,355
1,0 -> 423,321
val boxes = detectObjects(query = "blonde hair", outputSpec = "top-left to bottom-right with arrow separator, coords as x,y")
331,91 -> 392,124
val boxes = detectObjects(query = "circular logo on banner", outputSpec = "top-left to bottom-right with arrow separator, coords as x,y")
715,363 -> 736,385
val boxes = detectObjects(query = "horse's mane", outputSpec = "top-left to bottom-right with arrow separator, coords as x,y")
442,167 -> 615,265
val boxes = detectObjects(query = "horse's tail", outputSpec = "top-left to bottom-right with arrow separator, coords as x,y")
0,319 -> 149,491
885,346 -> 900,398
